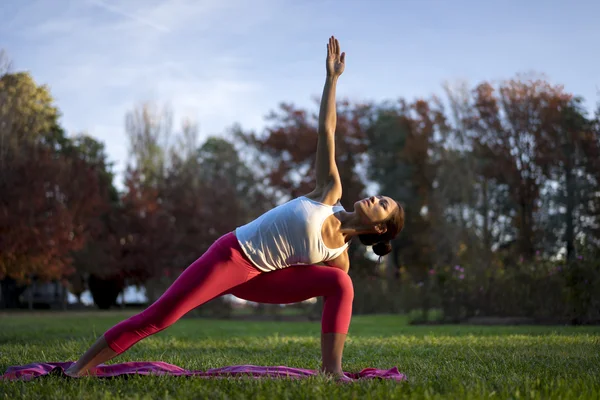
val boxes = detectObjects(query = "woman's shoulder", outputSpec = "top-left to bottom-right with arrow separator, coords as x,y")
303,188 -> 342,207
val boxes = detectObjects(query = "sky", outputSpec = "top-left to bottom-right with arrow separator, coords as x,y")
1,0 -> 599,188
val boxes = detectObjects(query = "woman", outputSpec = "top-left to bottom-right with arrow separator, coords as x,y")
66,36 -> 404,379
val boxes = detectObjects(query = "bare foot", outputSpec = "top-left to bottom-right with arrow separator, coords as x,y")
320,366 -> 344,378
64,366 -> 81,377
64,366 -> 96,378
319,369 -> 354,383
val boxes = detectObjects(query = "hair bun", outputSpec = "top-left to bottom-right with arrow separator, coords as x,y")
372,241 -> 392,257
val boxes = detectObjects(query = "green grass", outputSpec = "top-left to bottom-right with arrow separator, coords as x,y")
1,311 -> 599,399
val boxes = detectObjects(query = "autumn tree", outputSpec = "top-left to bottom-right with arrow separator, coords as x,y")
0,60 -> 110,307
68,134 -> 121,306
460,77 -> 573,261
443,81 -> 516,268
526,96 -> 599,259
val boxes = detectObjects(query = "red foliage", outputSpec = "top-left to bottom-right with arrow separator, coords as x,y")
238,101 -> 370,208
466,78 -> 574,259
115,168 -> 174,284
0,144 -> 109,283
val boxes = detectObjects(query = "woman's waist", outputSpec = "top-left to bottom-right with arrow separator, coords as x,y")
236,236 -> 331,265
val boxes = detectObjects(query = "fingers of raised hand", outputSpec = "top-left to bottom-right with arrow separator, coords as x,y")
327,36 -> 343,63
328,36 -> 339,55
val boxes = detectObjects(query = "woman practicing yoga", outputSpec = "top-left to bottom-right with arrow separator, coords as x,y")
66,36 -> 404,379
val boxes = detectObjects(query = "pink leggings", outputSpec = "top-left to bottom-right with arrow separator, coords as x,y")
104,232 -> 354,354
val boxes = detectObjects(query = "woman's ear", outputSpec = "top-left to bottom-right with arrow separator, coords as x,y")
374,223 -> 387,234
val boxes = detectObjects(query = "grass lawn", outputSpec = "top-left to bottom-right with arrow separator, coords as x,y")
1,311 -> 599,399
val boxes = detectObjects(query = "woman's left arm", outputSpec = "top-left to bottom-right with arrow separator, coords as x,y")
324,251 -> 350,274
309,36 -> 346,206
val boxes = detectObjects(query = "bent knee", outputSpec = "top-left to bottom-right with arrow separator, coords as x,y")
329,268 -> 354,298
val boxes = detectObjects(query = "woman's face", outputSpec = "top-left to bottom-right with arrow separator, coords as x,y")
354,195 -> 396,225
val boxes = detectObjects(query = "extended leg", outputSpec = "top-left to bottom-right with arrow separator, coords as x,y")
66,233 -> 260,376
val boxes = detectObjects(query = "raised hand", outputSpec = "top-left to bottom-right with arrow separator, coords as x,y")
326,36 -> 345,77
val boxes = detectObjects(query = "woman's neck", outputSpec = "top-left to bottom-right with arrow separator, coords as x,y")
333,210 -> 376,242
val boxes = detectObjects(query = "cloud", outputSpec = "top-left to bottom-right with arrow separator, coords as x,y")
86,0 -> 171,33
6,0 -> 279,187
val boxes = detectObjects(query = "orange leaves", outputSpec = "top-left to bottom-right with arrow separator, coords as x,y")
239,101 -> 370,205
0,143 -> 109,283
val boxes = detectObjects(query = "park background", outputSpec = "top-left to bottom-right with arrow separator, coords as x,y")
1,0 -> 599,325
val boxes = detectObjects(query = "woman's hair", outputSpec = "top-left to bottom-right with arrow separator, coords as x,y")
358,201 -> 405,257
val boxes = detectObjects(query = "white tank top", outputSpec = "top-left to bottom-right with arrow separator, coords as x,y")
235,196 -> 349,272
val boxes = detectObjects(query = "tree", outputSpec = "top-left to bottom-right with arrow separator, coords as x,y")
237,102 -> 369,201
199,136 -> 273,221
531,97 -> 599,260
119,102 -> 174,303
0,70 -> 59,167
367,99 -> 447,277
0,66 -> 109,309
125,102 -> 173,187
365,98 -> 448,320
68,134 -> 122,307
463,77 -> 571,261
443,81 -> 516,268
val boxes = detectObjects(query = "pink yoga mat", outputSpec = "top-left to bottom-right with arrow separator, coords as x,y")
1,361 -> 407,383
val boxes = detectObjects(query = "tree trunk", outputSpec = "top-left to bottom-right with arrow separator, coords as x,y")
481,178 -> 492,278
0,278 -> 26,309
28,277 -> 34,310
564,160 -> 575,262
482,178 -> 491,256
519,197 -> 535,261
88,274 -> 124,309
61,281 -> 68,310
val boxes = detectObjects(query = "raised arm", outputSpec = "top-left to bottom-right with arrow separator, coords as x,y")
310,36 -> 346,206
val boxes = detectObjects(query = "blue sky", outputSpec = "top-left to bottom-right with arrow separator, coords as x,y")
2,0 -> 599,186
